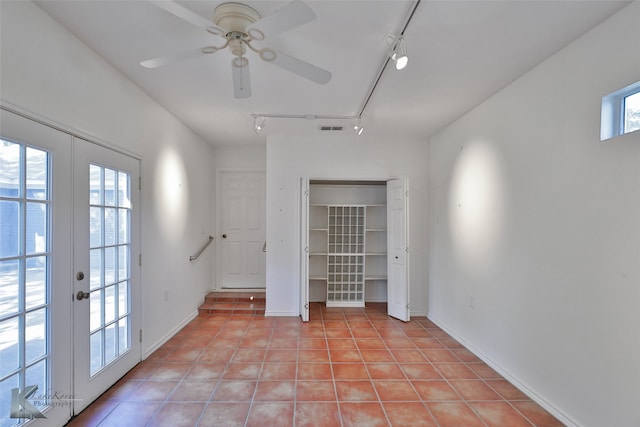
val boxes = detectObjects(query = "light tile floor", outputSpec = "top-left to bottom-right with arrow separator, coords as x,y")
66,303 -> 564,426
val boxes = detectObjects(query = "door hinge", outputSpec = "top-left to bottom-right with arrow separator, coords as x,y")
304,303 -> 309,309
139,329 -> 143,343
305,246 -> 309,253
405,247 -> 409,253
139,254 -> 142,266
405,190 -> 409,197
406,303 -> 410,309
304,189 -> 309,196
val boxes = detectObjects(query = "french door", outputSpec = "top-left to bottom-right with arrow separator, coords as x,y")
1,109 -> 73,427
0,109 -> 140,425
72,139 -> 141,413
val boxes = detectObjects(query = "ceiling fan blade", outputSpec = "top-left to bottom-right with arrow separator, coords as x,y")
248,1 -> 316,38
149,0 -> 225,33
270,52 -> 331,85
232,58 -> 252,99
140,48 -> 204,68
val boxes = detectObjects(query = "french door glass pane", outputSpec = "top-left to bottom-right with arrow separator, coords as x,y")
0,201 -> 19,257
25,257 -> 46,310
25,308 -> 46,364
90,207 -> 102,248
25,147 -> 47,200
0,139 -> 50,427
88,164 -> 131,376
0,317 -> 20,378
25,202 -> 47,254
89,249 -> 102,290
0,259 -> 19,315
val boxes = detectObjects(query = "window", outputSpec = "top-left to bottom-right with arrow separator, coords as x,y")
601,81 -> 640,140
623,90 -> 640,134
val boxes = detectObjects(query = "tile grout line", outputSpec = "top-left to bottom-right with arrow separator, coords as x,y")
323,308 -> 344,427
379,320 -> 444,427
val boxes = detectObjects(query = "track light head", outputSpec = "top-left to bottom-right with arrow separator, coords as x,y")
253,115 -> 265,134
387,34 -> 408,70
353,118 -> 364,136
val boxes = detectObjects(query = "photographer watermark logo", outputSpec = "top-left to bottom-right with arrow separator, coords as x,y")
9,385 -> 81,420
10,385 -> 46,420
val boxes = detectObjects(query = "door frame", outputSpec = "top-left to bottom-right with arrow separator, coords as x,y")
215,168 -> 266,291
298,176 -> 410,321
299,178 -> 310,321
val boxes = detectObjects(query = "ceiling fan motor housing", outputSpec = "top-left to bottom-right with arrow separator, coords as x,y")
214,2 -> 261,36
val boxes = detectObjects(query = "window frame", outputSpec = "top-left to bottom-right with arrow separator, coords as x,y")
601,81 -> 640,141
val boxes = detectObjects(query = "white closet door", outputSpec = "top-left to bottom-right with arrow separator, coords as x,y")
387,178 -> 409,322
299,178 -> 310,322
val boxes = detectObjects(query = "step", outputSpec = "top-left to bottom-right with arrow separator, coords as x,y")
198,291 -> 266,315
204,291 -> 266,303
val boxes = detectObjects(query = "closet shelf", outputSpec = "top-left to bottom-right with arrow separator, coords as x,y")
365,275 -> 387,280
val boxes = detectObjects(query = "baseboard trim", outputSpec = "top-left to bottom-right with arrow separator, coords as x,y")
142,310 -> 198,360
265,311 -> 298,317
428,315 -> 578,427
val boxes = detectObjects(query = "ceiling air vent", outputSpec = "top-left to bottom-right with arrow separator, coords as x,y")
319,126 -> 344,131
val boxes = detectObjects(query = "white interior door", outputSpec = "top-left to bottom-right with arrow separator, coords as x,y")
1,109 -> 73,426
217,171 -> 266,289
72,139 -> 141,412
387,177 -> 410,322
299,178 -> 310,321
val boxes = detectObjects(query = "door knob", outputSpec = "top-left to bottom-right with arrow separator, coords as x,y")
76,291 -> 90,301
222,234 -> 227,239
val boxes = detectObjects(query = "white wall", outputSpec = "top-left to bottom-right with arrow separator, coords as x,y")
266,132 -> 429,316
1,1 -> 214,357
210,145 -> 266,290
428,3 -> 640,426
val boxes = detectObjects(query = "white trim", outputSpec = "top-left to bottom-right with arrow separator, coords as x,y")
142,310 -> 198,359
428,315 -> 578,427
265,311 -> 298,317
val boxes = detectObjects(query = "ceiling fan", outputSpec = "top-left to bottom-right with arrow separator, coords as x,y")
141,0 -> 332,98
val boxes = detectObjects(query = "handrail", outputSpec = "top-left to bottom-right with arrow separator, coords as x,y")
189,236 -> 214,261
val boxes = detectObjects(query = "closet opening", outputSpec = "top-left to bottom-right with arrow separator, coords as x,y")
300,178 -> 409,322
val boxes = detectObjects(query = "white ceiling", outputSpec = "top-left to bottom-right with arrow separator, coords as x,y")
35,0 -> 629,146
